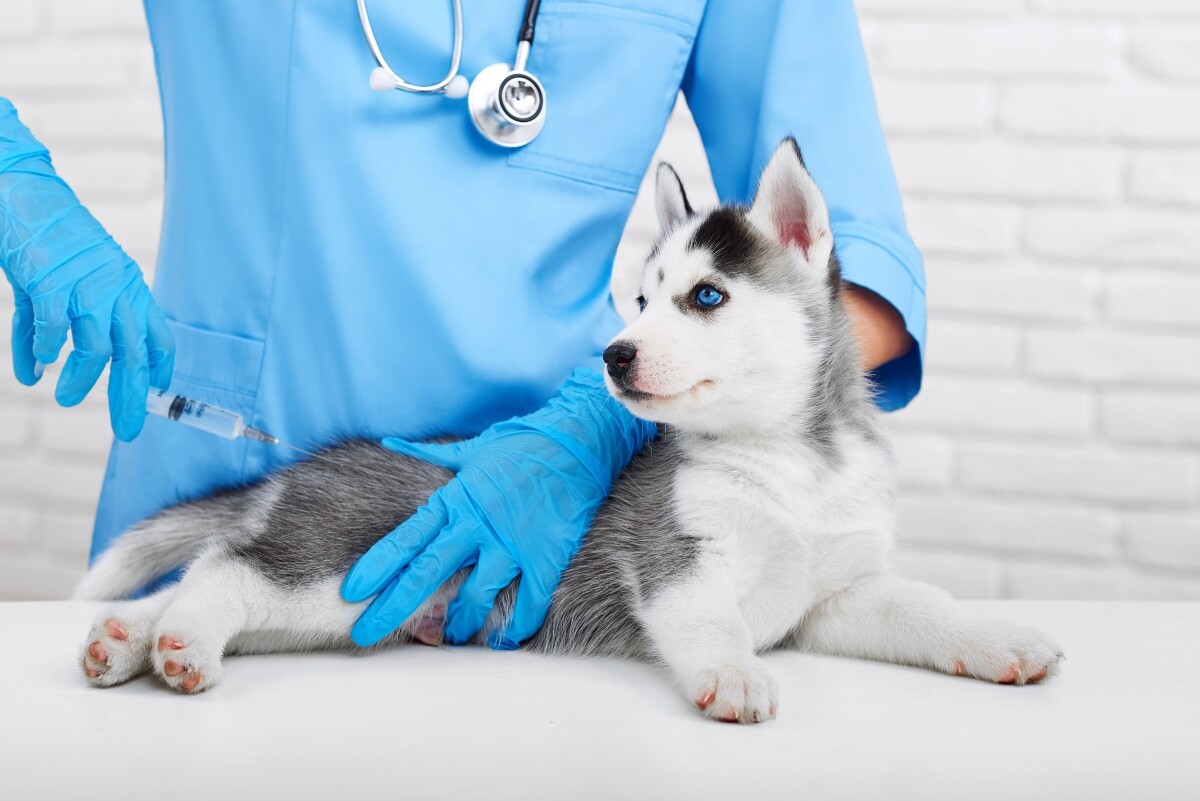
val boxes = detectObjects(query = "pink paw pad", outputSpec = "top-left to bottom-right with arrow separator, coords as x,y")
104,619 -> 128,641
180,673 -> 204,692
411,606 -> 447,646
1028,667 -> 1049,683
87,642 -> 107,662
83,659 -> 99,679
997,664 -> 1020,684
163,660 -> 185,677
952,660 -> 966,677
157,635 -> 184,653
694,691 -> 715,711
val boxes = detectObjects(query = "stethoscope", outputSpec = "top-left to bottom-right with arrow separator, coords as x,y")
357,0 -> 547,148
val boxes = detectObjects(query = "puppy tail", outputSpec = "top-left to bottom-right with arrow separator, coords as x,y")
72,492 -> 252,601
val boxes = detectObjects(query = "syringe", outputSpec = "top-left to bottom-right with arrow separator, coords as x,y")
36,361 -> 306,452
145,389 -> 280,444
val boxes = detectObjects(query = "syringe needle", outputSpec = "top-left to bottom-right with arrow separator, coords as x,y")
242,426 -> 279,445
241,427 -> 317,459
277,442 -> 320,459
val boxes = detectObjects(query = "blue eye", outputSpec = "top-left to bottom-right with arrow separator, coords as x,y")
694,285 -> 724,308
637,295 -> 647,312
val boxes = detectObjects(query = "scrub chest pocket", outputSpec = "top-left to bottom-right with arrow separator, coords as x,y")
147,319 -> 265,475
508,0 -> 706,193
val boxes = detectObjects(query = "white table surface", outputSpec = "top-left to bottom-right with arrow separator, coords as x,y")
2,600 -> 1197,801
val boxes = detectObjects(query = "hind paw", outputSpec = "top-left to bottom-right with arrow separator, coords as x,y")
947,620 -> 1063,686
81,617 -> 151,687
151,632 -> 223,694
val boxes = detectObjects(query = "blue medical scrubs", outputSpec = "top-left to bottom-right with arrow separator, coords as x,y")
91,0 -> 926,558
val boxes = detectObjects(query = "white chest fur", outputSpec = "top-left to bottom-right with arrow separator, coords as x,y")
670,430 -> 897,649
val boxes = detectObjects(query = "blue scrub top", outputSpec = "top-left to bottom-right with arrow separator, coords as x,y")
91,0 -> 926,558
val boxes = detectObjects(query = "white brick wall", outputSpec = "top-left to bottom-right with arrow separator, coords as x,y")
0,0 -> 160,599
1,0 -> 1199,601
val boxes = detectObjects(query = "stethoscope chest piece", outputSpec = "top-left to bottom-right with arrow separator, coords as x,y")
359,0 -> 547,147
468,63 -> 546,148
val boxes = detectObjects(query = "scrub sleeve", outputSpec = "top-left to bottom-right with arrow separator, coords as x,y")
684,0 -> 926,411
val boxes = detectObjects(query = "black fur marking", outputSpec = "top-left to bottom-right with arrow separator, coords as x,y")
826,244 -> 844,289
662,162 -> 695,218
529,430 -> 698,657
646,239 -> 662,264
802,361 -> 842,470
657,267 -> 665,285
687,208 -> 764,279
782,135 -> 806,168
228,441 -> 453,588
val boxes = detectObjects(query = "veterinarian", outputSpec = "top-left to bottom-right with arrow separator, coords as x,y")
0,0 -> 923,647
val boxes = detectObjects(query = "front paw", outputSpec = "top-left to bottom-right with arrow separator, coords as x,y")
687,656 -> 778,724
949,620 -> 1063,685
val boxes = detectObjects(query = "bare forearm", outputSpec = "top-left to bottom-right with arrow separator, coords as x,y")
841,282 -> 914,371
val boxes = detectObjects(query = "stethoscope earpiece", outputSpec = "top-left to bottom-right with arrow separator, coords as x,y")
369,67 -> 469,100
443,74 -> 470,100
368,67 -> 395,93
358,0 -> 546,147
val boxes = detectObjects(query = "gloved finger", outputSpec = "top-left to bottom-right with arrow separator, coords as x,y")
381,437 -> 475,471
341,493 -> 450,602
107,285 -> 150,442
144,302 -> 174,391
488,575 -> 554,650
350,528 -> 480,647
54,310 -> 111,407
30,288 -> 70,365
443,548 -> 520,645
9,286 -> 40,385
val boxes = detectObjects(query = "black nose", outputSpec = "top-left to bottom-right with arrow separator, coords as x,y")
603,342 -> 637,381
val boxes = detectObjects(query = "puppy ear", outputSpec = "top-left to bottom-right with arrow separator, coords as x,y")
746,138 -> 833,267
655,162 -> 693,231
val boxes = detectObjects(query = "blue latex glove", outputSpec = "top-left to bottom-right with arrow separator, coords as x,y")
0,97 -> 174,441
342,368 -> 657,649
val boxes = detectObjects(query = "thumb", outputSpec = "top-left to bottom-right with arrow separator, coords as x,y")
381,437 -> 475,471
10,287 -> 40,386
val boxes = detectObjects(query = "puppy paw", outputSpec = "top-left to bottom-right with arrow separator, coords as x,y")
152,632 -> 224,694
81,616 -> 151,687
688,656 -> 778,724
409,603 -> 447,647
948,620 -> 1063,686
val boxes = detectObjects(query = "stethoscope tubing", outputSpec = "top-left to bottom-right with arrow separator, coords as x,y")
518,0 -> 542,46
356,0 -> 465,94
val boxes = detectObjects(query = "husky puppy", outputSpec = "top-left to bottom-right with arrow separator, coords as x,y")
76,140 -> 1061,722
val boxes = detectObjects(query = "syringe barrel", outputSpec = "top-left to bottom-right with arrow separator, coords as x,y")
145,390 -> 246,440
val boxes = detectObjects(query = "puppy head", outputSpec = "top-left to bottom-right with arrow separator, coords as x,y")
604,138 -> 840,435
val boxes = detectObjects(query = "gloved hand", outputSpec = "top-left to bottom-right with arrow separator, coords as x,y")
342,368 -> 657,649
0,97 -> 174,441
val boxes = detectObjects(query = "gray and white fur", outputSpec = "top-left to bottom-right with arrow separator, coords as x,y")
76,140 -> 1061,722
